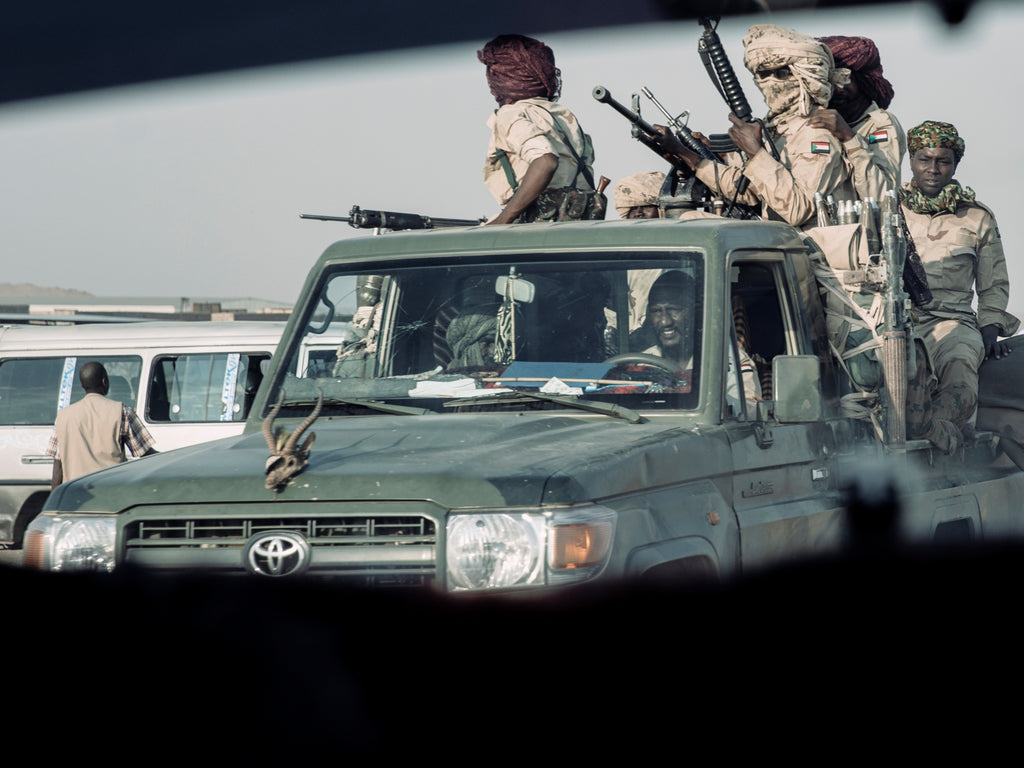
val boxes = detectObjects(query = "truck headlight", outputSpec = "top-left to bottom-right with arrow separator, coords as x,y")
446,506 -> 616,592
23,514 -> 117,573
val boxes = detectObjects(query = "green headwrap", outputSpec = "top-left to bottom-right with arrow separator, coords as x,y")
907,120 -> 965,163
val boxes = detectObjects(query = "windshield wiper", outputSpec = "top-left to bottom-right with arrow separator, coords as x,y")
287,396 -> 431,416
444,391 -> 644,424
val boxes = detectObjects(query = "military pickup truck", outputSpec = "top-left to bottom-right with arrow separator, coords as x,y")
24,215 -> 1024,589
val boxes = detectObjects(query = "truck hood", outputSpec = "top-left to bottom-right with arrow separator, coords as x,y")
50,412 -> 732,511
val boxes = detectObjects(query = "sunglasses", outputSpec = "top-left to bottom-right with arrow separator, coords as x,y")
755,65 -> 793,80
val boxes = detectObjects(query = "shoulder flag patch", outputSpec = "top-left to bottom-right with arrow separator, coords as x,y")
811,141 -> 830,154
868,130 -> 889,144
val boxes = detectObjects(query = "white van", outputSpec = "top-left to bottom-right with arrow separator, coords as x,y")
0,320 -> 287,547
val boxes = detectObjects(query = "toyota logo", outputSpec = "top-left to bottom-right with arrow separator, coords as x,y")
243,531 -> 311,577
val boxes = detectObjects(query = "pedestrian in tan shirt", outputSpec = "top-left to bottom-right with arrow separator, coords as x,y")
46,361 -> 157,488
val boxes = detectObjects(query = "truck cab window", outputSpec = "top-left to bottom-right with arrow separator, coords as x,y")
276,254 -> 706,414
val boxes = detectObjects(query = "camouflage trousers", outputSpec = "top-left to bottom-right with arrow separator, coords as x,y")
906,338 -> 931,439
916,316 -> 985,429
906,337 -> 962,452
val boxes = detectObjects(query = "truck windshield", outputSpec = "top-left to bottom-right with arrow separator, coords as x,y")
276,252 -> 705,414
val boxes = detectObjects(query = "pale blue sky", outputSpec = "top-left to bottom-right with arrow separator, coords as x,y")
0,1 -> 1020,318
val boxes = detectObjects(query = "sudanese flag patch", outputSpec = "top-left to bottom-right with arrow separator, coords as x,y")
810,141 -> 830,154
868,130 -> 889,144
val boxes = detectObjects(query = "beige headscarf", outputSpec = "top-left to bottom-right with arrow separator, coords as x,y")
613,171 -> 665,218
743,24 -> 844,123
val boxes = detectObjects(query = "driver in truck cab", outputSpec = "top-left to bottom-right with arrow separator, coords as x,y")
641,270 -> 761,417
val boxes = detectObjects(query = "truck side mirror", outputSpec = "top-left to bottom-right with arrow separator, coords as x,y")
772,355 -> 822,423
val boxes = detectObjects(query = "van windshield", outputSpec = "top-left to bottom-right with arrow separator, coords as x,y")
273,252 -> 705,415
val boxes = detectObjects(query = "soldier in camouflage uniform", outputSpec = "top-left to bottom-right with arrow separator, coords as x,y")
900,120 -> 1019,437
479,34 -> 605,224
653,24 -> 855,230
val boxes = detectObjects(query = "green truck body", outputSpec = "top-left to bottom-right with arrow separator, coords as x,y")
28,218 -> 1024,589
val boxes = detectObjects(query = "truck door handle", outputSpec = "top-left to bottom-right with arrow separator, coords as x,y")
21,455 -> 55,465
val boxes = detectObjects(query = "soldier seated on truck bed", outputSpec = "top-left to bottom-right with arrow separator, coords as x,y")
900,120 -> 1019,443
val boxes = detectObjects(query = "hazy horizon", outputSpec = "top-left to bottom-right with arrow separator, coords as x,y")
2,1 -> 1021,319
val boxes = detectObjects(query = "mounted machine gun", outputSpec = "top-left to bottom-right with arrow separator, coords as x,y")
301,205 -> 485,232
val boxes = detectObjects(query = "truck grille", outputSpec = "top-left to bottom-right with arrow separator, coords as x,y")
127,515 -> 435,544
122,514 -> 438,587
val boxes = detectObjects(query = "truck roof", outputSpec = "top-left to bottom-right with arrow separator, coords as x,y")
315,218 -> 810,266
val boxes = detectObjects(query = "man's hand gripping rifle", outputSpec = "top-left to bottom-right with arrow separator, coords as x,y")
301,205 -> 485,231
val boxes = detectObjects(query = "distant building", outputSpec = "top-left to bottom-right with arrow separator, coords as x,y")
0,295 -> 293,323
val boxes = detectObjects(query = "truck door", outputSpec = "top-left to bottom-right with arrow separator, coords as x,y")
726,256 -> 845,571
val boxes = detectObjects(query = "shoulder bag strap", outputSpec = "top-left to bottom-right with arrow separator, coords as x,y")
495,149 -> 518,192
529,104 -> 596,190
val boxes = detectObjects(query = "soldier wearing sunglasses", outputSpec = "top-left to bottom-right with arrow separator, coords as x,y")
654,24 -> 855,230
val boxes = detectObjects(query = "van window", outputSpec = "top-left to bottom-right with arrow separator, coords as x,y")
303,346 -> 342,378
148,352 -> 270,423
0,355 -> 142,425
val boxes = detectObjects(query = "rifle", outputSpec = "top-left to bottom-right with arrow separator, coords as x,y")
639,86 -> 744,161
698,16 -> 781,172
592,85 -> 742,168
878,190 -> 909,446
592,85 -> 757,219
591,85 -> 694,173
300,205 -> 485,231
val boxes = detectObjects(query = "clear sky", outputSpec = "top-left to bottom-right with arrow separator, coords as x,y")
0,1 -> 1021,319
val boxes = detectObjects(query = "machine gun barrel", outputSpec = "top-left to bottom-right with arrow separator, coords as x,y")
299,214 -> 351,222
301,206 -> 484,231
592,85 -> 690,172
592,85 -> 660,138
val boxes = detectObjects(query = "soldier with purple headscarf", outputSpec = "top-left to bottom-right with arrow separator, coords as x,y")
478,34 -> 604,224
807,35 -> 906,202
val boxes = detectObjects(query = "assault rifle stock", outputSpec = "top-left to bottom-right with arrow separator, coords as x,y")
301,205 -> 485,231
